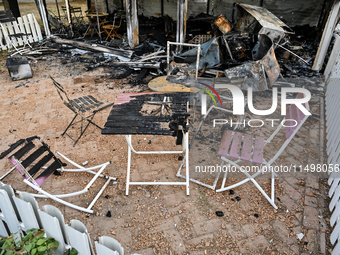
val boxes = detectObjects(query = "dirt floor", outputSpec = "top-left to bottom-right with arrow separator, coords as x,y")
0,44 -> 333,255
0,1 -> 333,254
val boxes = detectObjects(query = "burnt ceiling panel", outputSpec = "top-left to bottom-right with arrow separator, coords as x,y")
263,0 -> 323,27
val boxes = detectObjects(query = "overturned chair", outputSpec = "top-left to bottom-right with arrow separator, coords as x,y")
50,76 -> 114,146
0,136 -> 116,213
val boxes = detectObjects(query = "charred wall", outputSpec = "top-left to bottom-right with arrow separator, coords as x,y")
131,0 -> 324,26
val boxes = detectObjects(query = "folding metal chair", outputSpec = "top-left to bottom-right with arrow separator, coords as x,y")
102,11 -> 122,41
215,93 -> 310,209
0,136 -> 116,214
50,76 -> 114,146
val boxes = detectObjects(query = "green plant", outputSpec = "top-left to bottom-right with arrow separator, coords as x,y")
0,229 -> 59,255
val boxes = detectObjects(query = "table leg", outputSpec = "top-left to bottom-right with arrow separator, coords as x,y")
125,135 -> 132,195
185,131 -> 190,195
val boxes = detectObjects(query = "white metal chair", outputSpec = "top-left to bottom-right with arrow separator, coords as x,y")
0,136 -> 116,214
215,93 -> 310,209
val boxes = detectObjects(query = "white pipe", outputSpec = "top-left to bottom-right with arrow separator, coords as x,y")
24,180 -> 93,213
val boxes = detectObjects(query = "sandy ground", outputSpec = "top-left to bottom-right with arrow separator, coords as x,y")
0,46 -> 332,255
0,3 -> 333,252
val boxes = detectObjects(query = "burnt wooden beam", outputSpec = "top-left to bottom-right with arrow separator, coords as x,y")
176,0 -> 188,53
206,0 -> 210,15
107,62 -> 160,69
51,37 -> 134,60
125,0 -> 139,47
3,0 -> 20,18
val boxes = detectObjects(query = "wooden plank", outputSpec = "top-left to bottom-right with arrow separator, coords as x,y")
99,236 -> 124,255
33,14 -> 43,41
217,130 -> 233,157
27,14 -> 38,42
39,211 -> 67,254
0,190 -> 20,234
23,15 -> 34,43
6,22 -> 18,48
17,17 -> 28,45
0,220 -> 8,237
95,242 -> 119,255
13,197 -> 39,231
331,201 -> 340,227
66,225 -> 92,255
329,183 -> 340,211
330,220 -> 340,245
312,1 -> 340,71
240,134 -> 253,162
252,136 -> 264,164
229,132 -> 242,159
325,35 -> 340,79
0,27 -> 7,50
12,20 -> 23,45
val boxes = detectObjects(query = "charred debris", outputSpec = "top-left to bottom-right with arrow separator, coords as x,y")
14,3 -> 324,90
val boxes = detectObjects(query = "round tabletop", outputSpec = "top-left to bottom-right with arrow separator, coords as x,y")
148,76 -> 200,93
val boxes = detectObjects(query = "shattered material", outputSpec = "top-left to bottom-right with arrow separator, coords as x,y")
236,3 -> 293,43
6,56 -> 33,81
224,34 -> 280,90
214,15 -> 232,34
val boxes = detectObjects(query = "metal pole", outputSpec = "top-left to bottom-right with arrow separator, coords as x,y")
94,0 -> 102,41
36,0 -> 51,37
176,0 -> 188,53
64,0 -> 73,35
55,0 -> 61,21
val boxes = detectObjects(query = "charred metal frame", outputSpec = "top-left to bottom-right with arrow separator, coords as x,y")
167,41 -> 201,81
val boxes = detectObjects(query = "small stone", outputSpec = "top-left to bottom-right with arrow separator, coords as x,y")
229,190 -> 235,195
254,213 -> 259,218
235,196 -> 241,201
106,211 -> 112,217
216,211 -> 224,217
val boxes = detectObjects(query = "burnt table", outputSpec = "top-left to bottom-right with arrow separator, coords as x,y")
102,92 -> 191,195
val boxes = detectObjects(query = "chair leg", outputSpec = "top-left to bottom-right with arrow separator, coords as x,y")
73,117 -> 92,147
216,158 -> 278,209
62,114 -> 78,136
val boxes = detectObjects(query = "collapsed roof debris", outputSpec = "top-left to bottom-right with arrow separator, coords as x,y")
4,3 -> 323,91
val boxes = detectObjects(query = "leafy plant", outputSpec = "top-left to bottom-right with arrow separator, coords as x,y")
0,229 -> 59,255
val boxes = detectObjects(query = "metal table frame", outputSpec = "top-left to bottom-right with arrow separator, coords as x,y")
124,128 -> 190,196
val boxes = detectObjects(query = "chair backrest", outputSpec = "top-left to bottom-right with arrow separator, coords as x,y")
1,136 -> 63,187
50,76 -> 73,108
285,93 -> 310,139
